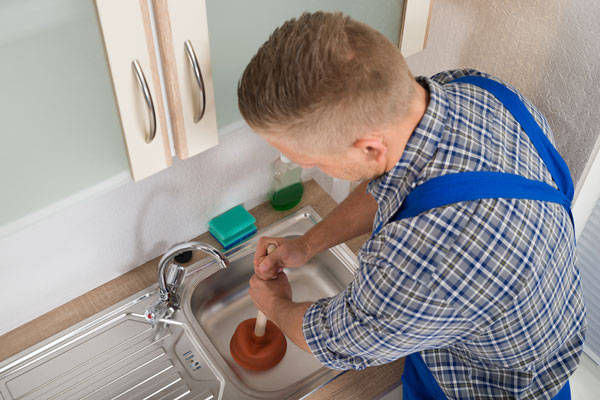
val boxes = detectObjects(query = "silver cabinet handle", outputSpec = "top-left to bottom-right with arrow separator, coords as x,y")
184,40 -> 206,123
132,59 -> 157,143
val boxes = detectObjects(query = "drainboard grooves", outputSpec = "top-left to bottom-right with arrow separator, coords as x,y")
156,385 -> 192,400
27,333 -> 171,400
7,319 -> 155,399
184,391 -> 214,400
163,390 -> 213,400
138,375 -> 185,400
61,352 -> 173,400
101,366 -> 182,400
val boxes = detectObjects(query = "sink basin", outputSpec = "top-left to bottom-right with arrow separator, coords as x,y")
181,207 -> 359,399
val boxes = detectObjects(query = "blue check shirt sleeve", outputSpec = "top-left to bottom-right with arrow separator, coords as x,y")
302,215 -> 477,370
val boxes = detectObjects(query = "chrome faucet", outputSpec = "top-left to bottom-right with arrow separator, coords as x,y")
145,241 -> 230,324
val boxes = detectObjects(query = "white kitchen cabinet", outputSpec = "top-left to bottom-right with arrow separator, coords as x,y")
399,0 -> 434,57
95,0 -> 172,181
153,0 -> 219,160
95,0 -> 218,180
0,0 -> 134,231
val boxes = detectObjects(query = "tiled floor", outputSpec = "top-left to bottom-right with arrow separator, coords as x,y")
377,353 -> 600,399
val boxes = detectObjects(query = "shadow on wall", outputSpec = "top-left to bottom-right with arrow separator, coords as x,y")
406,0 -> 600,188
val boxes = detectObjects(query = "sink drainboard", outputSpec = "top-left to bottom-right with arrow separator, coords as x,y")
0,293 -> 222,400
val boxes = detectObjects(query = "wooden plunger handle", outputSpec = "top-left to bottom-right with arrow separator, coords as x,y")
254,243 -> 277,337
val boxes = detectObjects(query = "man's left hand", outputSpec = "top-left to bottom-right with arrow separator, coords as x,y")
249,272 -> 292,320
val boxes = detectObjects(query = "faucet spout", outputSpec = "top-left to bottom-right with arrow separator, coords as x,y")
145,241 -> 229,324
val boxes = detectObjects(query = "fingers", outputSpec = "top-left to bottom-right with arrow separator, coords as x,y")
249,272 -> 289,293
252,237 -> 268,267
249,272 -> 291,317
277,271 -> 289,284
249,273 -> 258,289
253,236 -> 279,268
254,236 -> 283,280
252,236 -> 310,280
258,255 -> 280,279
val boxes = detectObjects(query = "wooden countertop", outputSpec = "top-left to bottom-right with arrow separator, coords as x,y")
0,179 -> 403,399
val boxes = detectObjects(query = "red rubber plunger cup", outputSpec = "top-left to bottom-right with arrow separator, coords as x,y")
230,318 -> 287,370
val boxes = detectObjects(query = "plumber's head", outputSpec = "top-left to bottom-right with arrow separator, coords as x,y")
238,12 -> 420,181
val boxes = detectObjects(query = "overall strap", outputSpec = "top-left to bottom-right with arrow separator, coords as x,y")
397,171 -> 571,220
451,75 -> 574,200
375,76 -> 574,230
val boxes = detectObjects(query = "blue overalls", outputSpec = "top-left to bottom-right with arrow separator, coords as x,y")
374,76 -> 574,399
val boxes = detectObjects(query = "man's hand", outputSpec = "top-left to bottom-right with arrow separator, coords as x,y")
253,236 -> 312,280
249,272 -> 292,317
253,182 -> 377,281
248,271 -> 312,352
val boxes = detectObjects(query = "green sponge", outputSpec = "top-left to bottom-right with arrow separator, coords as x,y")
209,205 -> 257,249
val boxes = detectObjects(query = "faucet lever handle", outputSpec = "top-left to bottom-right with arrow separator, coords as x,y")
145,300 -> 170,323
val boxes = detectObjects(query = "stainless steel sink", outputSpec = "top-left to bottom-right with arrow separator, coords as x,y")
0,207 -> 360,399
180,206 -> 359,399
189,252 -> 348,394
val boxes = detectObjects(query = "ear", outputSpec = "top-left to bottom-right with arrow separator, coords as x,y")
353,135 -> 387,163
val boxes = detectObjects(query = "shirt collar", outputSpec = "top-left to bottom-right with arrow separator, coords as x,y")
367,76 -> 450,229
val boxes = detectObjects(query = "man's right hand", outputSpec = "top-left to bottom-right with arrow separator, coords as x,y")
253,236 -> 312,280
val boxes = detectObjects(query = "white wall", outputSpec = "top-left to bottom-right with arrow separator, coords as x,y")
0,125 -> 281,335
405,0 -> 600,192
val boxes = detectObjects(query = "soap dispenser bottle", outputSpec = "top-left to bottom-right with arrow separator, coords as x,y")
270,154 -> 304,211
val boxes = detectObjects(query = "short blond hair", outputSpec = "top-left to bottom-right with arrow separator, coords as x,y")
238,12 -> 416,154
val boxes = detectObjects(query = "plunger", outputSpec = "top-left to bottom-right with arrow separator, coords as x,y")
230,244 -> 287,370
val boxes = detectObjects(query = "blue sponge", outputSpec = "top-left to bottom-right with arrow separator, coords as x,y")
209,205 -> 257,249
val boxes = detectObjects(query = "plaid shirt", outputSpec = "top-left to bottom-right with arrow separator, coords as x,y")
303,69 -> 587,399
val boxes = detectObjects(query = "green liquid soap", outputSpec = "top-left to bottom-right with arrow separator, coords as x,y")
271,182 -> 304,211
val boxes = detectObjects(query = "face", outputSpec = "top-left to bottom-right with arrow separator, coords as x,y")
265,137 -> 386,182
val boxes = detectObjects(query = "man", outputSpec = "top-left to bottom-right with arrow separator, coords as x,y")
238,12 -> 587,399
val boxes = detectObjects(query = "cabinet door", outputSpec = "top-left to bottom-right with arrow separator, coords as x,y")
153,0 -> 219,160
399,0 -> 434,57
95,0 -> 172,181
0,0 -> 131,231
